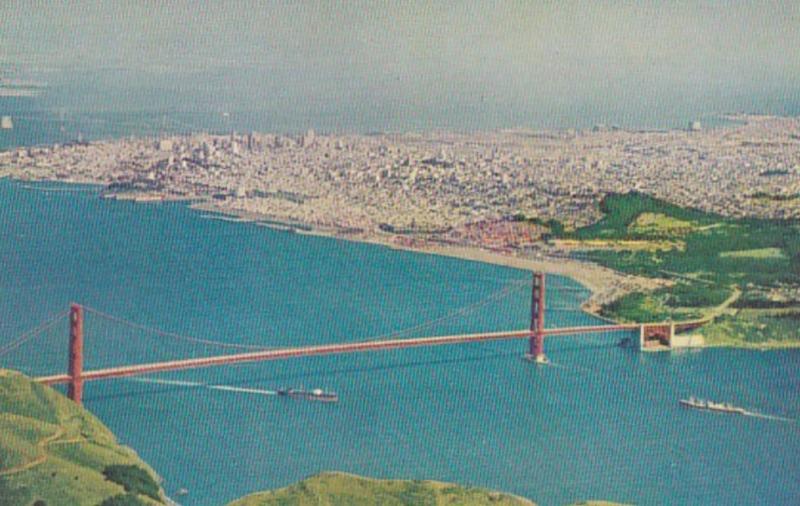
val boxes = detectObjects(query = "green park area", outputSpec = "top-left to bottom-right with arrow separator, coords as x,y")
554,193 -> 800,348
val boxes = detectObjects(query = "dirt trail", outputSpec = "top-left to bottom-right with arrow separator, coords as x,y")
0,427 -> 67,476
704,287 -> 742,320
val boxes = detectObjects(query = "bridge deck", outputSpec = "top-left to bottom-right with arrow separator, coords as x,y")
35,324 -> 639,385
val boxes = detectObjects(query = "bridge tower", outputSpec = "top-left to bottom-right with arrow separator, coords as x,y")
526,272 -> 548,363
67,304 -> 84,405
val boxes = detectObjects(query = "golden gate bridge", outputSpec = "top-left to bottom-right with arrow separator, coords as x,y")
1,273 -> 698,405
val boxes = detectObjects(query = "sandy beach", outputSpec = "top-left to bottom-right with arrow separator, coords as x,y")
394,244 -> 668,315
11,177 -> 665,319
188,199 -> 667,316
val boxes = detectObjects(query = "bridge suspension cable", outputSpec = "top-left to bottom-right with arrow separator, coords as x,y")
0,310 -> 70,358
543,281 -> 592,293
77,278 -> 533,353
81,306 -> 277,351
3,275 -> 588,372
357,278 -> 530,342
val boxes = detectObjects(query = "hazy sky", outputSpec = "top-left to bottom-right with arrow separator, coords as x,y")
1,1 -> 798,128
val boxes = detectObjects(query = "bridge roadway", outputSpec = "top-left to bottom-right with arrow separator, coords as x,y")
35,323 -> 639,386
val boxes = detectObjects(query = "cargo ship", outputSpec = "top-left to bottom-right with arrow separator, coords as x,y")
679,396 -> 747,415
277,388 -> 338,403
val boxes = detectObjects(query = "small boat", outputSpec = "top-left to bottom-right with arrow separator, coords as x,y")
679,396 -> 747,415
277,388 -> 338,403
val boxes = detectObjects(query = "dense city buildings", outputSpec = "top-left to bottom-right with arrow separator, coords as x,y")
1,115 -> 798,254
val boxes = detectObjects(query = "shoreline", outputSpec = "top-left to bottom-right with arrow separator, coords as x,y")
189,198 -> 670,316
5,178 -> 799,350
7,177 -> 656,334
158,199 -> 800,351
703,341 -> 800,350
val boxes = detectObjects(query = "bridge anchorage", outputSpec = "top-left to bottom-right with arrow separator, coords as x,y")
14,272 -> 699,405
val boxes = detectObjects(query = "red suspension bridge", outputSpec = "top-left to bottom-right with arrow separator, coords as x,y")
1,273 -> 699,405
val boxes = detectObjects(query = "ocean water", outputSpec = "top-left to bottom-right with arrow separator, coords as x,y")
1,179 -> 799,505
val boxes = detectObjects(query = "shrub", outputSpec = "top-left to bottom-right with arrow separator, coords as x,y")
102,465 -> 160,501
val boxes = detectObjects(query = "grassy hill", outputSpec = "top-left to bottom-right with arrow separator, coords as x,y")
568,193 -> 799,287
227,473 -> 633,506
554,193 -> 800,347
0,369 -> 165,506
227,472 -> 537,506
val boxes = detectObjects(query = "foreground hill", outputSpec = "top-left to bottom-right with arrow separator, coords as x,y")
227,472 -> 537,506
0,370 -> 628,506
227,473 -> 632,506
0,369 -> 165,506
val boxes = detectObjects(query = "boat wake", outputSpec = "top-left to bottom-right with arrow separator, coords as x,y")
540,359 -> 593,373
680,397 -> 795,423
743,412 -> 796,423
207,384 -> 278,396
128,377 -> 278,396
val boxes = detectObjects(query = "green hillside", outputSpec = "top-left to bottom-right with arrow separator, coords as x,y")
0,369 -> 165,506
227,472 -> 537,506
569,193 -> 800,287
559,192 -> 800,347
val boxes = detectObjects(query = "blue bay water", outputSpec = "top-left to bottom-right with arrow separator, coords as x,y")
1,179 -> 799,505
